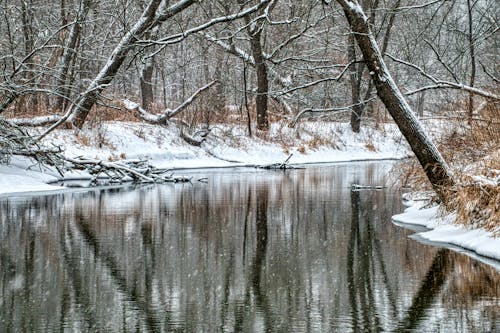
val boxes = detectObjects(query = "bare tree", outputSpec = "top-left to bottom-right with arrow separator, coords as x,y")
466,0 -> 476,125
336,0 -> 454,200
67,0 -> 188,128
242,1 -> 270,130
347,0 -> 400,133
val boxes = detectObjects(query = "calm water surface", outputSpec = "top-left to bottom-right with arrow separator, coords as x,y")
0,162 -> 498,332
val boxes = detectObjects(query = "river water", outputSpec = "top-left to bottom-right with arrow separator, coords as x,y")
0,162 -> 498,332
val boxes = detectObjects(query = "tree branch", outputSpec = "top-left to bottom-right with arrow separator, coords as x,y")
387,54 -> 500,100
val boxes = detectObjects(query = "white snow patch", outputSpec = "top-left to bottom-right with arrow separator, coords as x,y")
393,201 -> 500,262
0,158 -> 63,196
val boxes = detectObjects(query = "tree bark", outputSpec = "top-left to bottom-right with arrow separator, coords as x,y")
348,33 -> 362,133
348,0 -> 400,133
337,0 -> 454,200
68,0 -> 164,128
140,55 -> 155,111
250,29 -> 269,131
21,0 -> 38,112
55,0 -> 91,113
466,0 -> 476,125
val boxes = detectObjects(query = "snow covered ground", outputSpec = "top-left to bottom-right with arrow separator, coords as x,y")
1,121 -> 407,196
393,200 -> 500,265
0,159 -> 63,195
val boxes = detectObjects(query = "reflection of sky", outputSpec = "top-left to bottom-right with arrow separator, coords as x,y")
0,162 -> 498,332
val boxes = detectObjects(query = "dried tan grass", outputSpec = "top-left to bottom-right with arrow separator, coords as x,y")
395,100 -> 499,234
451,176 -> 499,236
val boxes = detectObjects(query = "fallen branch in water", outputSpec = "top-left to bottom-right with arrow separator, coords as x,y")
66,157 -> 191,184
1,119 -> 193,185
351,184 -> 385,191
259,154 -> 295,170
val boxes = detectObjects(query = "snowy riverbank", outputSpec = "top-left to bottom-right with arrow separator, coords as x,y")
0,121 -> 407,195
393,200 -> 500,264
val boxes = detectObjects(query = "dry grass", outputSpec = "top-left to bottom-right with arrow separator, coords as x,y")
365,142 -> 377,152
75,132 -> 91,147
452,175 -> 499,235
395,100 -> 500,234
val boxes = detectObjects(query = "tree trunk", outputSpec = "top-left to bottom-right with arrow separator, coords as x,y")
68,0 -> 164,128
21,0 -> 38,112
466,0 -> 476,125
417,90 -> 426,118
68,0 -> 196,128
249,29 -> 269,131
140,56 -> 155,111
55,0 -> 90,113
348,33 -> 362,133
337,0 -> 454,200
348,0 -> 400,133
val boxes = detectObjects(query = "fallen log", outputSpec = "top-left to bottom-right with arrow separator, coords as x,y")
66,157 -> 191,184
258,154 -> 295,170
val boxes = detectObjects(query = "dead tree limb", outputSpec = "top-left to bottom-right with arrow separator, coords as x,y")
10,115 -> 61,127
387,54 -> 499,100
124,80 -> 217,125
66,157 -> 191,183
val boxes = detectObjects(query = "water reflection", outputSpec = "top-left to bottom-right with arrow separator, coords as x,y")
0,163 -> 498,332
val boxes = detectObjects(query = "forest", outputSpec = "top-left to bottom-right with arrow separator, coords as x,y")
1,0 -> 498,226
0,1 -> 499,331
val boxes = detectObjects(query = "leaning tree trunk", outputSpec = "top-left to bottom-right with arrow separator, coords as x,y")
55,0 -> 90,113
337,0 -> 454,200
68,0 -> 196,128
348,0 -> 400,133
68,0 -> 164,128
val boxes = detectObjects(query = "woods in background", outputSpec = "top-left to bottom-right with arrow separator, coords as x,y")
0,0 -> 496,128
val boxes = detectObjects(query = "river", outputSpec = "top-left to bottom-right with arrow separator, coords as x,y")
0,162 -> 498,332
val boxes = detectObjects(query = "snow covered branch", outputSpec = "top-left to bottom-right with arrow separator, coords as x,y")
10,115 -> 60,127
124,80 -> 218,125
291,97 -> 376,127
387,54 -> 500,100
66,157 -> 191,184
145,0 -> 272,46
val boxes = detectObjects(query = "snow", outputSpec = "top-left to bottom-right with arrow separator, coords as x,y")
48,120 -> 408,169
393,200 -> 500,263
0,121 -> 406,196
0,157 -> 63,196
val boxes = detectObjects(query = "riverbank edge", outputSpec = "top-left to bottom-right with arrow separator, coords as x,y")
4,155 -> 498,266
392,200 -> 500,264
0,157 -> 402,198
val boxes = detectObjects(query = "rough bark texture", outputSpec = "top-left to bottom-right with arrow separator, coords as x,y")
338,0 -> 454,199
140,57 -> 155,111
249,29 -> 269,131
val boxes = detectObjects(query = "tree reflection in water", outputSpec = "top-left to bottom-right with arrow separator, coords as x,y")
0,163 -> 499,332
